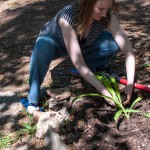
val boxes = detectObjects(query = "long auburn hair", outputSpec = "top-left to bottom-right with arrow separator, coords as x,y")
74,0 -> 118,39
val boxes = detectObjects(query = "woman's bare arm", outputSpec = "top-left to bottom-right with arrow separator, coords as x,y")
109,13 -> 135,104
58,18 -> 114,106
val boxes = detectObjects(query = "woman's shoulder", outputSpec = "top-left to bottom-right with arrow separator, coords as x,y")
60,3 -> 78,15
58,3 -> 79,23
65,3 -> 75,8
60,3 -> 77,13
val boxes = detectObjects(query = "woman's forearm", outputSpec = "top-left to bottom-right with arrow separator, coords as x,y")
75,62 -> 112,97
125,53 -> 135,85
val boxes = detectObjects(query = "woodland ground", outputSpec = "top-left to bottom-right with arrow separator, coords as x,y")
0,0 -> 150,149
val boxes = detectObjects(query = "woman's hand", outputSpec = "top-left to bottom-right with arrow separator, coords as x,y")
121,84 -> 134,105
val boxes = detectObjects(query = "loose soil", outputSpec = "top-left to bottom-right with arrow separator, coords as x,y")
0,0 -> 150,150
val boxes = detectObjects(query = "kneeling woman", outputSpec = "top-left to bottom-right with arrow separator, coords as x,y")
21,0 -> 135,114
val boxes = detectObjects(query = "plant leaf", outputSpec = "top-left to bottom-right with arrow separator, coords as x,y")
114,110 -> 123,121
95,73 -> 113,93
22,123 -> 32,130
144,113 -> 150,118
20,129 -> 30,132
72,93 -> 115,105
130,97 -> 142,109
32,125 -> 37,130
125,109 -> 141,113
143,63 -> 150,67
109,77 -> 121,102
95,73 -> 117,100
95,73 -> 123,109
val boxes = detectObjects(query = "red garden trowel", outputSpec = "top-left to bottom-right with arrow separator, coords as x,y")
100,72 -> 150,93
95,65 -> 150,93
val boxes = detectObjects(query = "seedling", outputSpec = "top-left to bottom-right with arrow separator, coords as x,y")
72,73 -> 143,121
144,113 -> 150,118
20,123 -> 37,138
143,63 -> 150,67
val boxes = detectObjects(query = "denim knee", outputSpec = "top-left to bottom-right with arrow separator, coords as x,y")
34,36 -> 56,60
82,31 -> 120,71
82,31 -> 119,57
94,31 -> 120,57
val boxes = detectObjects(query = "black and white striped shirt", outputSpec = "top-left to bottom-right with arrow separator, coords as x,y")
39,4 -> 111,49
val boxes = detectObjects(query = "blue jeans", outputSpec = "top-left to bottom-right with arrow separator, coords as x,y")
28,31 -> 119,105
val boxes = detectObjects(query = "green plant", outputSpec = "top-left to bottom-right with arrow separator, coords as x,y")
21,123 -> 37,136
144,112 -> 150,118
0,134 -> 12,150
0,132 -> 20,150
143,63 -> 150,67
72,73 -> 142,121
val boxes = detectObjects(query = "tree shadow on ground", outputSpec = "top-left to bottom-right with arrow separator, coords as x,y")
0,0 -> 72,90
0,92 -> 23,130
0,1 -> 72,148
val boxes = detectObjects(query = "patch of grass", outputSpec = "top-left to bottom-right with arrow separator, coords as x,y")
0,110 -> 36,149
0,132 -> 20,150
0,134 -> 12,150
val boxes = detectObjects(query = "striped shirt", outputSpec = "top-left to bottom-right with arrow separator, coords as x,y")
39,4 -> 111,49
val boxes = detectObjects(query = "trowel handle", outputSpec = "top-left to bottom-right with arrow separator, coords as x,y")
119,78 -> 150,93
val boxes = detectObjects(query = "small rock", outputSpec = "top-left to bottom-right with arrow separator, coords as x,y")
48,97 -> 58,109
46,87 -> 72,102
36,107 -> 69,138
33,111 -> 45,122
